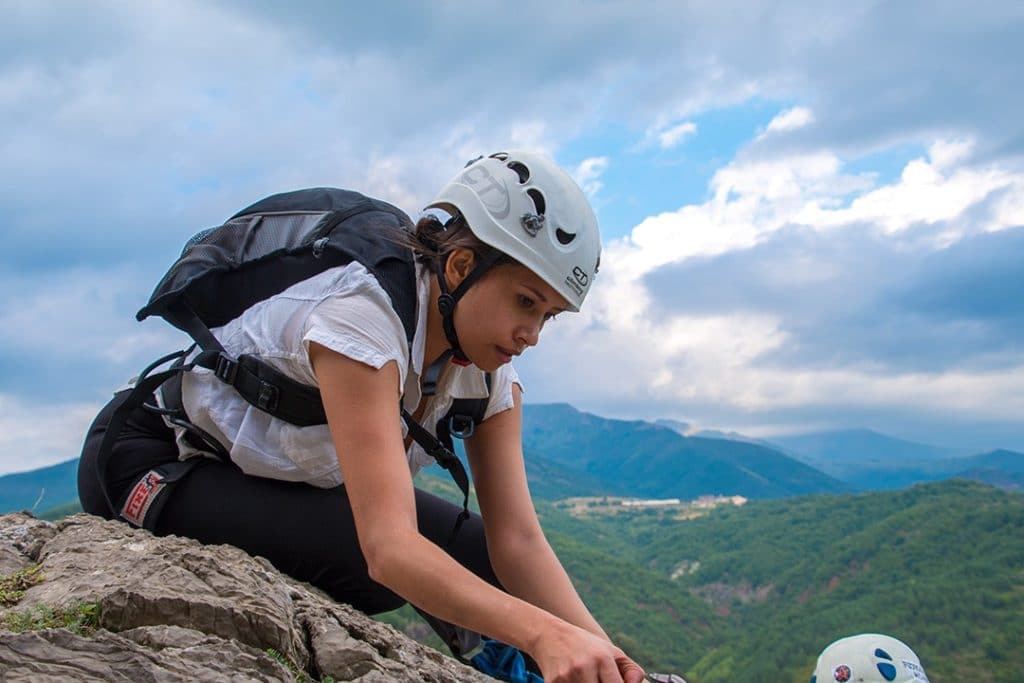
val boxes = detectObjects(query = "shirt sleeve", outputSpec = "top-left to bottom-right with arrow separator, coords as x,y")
482,362 -> 522,421
301,281 -> 409,392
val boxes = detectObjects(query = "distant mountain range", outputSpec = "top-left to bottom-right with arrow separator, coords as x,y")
2,403 -> 1021,515
753,428 -> 1022,491
0,458 -> 79,516
654,418 -> 778,448
521,403 -> 846,500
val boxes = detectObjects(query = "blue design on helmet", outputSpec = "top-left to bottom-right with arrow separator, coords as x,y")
877,662 -> 898,680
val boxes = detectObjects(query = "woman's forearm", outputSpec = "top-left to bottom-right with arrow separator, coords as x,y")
369,527 -> 568,653
370,526 -> 642,683
488,532 -> 609,641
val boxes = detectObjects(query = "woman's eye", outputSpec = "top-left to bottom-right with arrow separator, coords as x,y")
518,295 -> 534,309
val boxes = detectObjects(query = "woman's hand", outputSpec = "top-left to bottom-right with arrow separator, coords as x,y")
617,653 -> 647,683
531,620 -> 646,683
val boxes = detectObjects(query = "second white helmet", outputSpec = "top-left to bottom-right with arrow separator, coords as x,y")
812,634 -> 930,683
427,151 -> 601,312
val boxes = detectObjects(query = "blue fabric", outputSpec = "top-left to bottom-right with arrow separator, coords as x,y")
470,639 -> 544,682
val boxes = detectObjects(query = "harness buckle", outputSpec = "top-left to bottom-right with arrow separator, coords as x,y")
448,414 -> 475,440
213,354 -> 238,384
256,381 -> 279,413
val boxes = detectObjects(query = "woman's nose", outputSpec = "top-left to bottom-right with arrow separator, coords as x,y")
517,320 -> 542,349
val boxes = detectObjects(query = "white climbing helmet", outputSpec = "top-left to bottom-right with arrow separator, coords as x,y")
812,634 -> 930,683
427,151 -> 601,311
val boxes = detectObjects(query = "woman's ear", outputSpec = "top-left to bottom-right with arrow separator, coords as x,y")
444,247 -> 477,289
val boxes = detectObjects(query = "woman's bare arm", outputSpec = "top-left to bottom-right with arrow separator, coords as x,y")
467,384 -> 645,682
309,343 -> 635,682
467,384 -> 609,637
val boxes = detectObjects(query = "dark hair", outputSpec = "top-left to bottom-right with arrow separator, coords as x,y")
396,213 -> 513,271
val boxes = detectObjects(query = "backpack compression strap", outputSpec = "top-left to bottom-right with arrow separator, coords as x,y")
402,409 -> 472,544
93,348 -> 199,516
411,373 -> 492,545
165,301 -> 330,426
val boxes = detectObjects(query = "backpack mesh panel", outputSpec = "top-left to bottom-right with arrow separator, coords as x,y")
180,214 -> 323,266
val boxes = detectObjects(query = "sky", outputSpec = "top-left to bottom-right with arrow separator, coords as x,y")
2,1 -> 1023,475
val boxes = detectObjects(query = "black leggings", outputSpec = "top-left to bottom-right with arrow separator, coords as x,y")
77,391 -> 500,616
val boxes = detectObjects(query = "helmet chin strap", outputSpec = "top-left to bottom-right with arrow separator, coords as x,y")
423,252 -> 501,396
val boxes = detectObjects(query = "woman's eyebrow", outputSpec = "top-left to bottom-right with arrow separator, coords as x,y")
522,284 -> 567,314
522,285 -> 548,303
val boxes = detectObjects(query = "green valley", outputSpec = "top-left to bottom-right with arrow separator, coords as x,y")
387,477 -> 1023,683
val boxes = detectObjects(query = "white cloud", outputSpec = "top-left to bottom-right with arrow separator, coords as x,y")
640,119 -> 698,150
765,106 -> 815,134
573,156 -> 610,199
658,121 -> 698,149
607,150 -> 874,274
795,142 -> 1021,238
521,133 -> 1024,439
928,138 -> 973,169
3,1 -> 1024,464
992,183 -> 1024,230
0,393 -> 99,477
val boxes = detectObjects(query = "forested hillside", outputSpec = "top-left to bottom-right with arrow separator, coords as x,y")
543,480 -> 1023,682
388,477 -> 1023,683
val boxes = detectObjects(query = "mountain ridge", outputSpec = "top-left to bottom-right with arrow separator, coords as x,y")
4,403 -> 1022,514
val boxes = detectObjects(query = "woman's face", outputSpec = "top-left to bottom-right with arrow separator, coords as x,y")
453,261 -> 570,372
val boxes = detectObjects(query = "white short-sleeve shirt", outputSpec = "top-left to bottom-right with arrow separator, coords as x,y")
172,260 -> 520,487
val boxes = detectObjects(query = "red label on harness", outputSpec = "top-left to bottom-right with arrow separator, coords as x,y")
121,470 -> 166,527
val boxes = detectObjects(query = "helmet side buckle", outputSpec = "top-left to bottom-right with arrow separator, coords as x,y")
520,213 -> 545,237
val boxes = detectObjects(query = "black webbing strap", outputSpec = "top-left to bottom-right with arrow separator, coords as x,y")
402,409 -> 471,545
165,302 -> 224,354
191,350 -> 328,426
94,348 -> 195,515
421,349 -> 453,397
435,250 -> 504,363
166,302 -> 329,426
149,372 -> 231,463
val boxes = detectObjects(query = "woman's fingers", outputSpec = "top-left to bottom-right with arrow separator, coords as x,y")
616,653 -> 646,683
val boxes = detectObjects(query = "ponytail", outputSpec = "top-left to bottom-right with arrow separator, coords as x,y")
399,213 -> 513,270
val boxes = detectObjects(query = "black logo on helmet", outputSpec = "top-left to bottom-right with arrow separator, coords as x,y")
572,266 -> 589,286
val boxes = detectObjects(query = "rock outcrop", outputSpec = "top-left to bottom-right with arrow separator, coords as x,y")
0,512 -> 492,682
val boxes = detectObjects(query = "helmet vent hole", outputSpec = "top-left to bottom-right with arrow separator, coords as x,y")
527,188 -> 546,215
508,161 -> 530,184
490,152 -> 509,161
556,228 -> 576,245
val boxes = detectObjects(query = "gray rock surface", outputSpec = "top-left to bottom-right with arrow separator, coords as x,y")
0,512 -> 492,682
